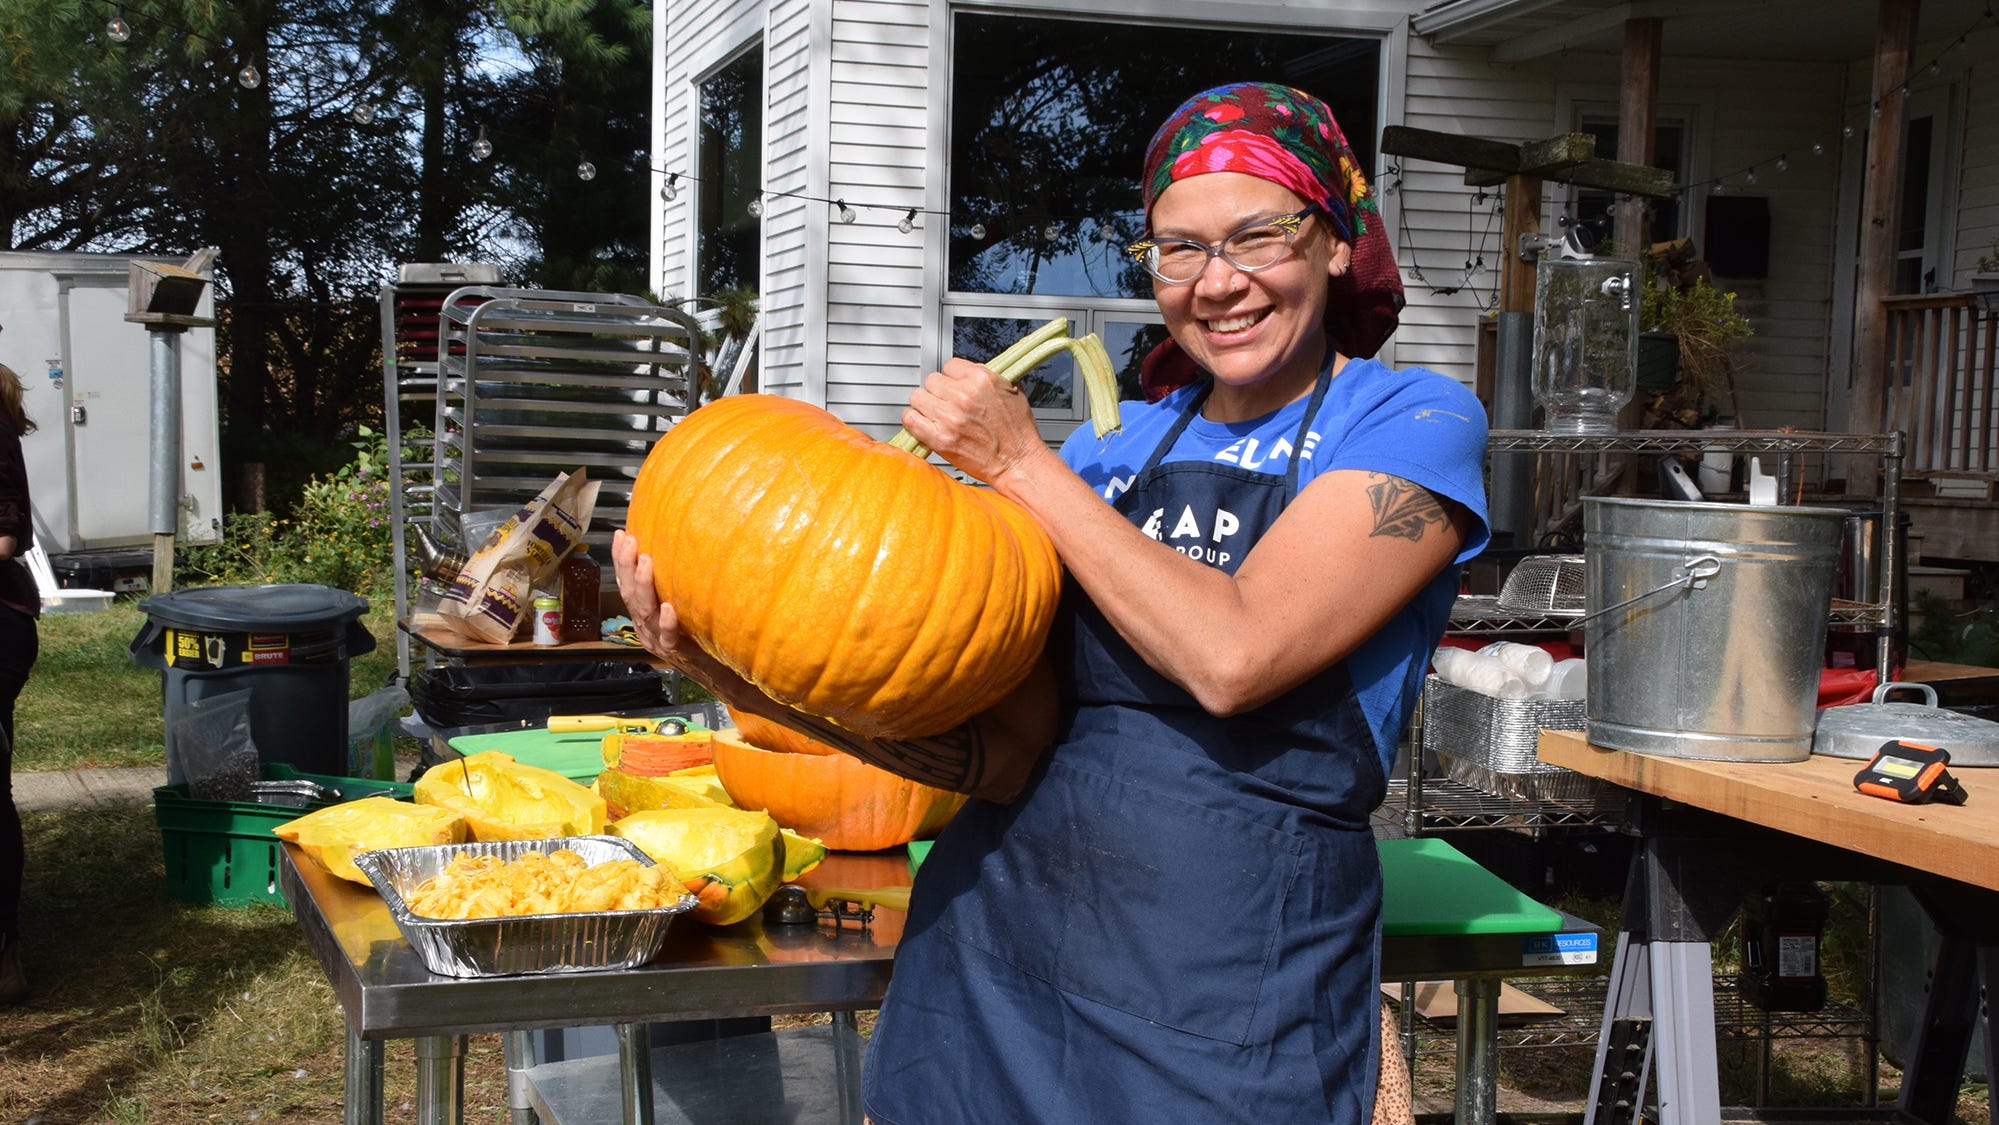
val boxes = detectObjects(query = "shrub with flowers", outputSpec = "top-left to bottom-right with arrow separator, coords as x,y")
181,426 -> 409,597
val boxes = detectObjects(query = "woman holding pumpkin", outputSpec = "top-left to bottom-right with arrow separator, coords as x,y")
615,81 -> 1485,1123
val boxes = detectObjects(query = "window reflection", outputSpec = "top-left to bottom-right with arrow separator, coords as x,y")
947,16 -> 1380,300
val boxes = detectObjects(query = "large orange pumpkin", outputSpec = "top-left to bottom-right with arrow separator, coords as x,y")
712,730 -> 967,851
626,394 -> 1060,739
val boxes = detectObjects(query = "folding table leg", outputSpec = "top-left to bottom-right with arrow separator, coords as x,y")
1454,976 -> 1501,1125
1586,932 -> 1656,1125
1648,938 -> 1721,1125
343,1022 -> 384,1125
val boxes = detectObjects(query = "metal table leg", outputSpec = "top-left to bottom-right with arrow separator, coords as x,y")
1454,976 -> 1501,1125
504,1029 -> 537,1125
413,1034 -> 466,1125
615,1022 -> 654,1124
343,1021 -> 384,1125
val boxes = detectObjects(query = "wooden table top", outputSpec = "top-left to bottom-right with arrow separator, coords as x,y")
1538,729 -> 1999,892
403,614 -> 665,666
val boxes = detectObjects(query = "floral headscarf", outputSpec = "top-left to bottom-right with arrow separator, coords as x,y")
1136,82 -> 1405,398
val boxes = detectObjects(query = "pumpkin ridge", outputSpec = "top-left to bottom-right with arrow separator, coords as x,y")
815,452 -> 955,727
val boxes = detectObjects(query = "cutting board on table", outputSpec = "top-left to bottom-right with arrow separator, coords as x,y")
446,727 -> 614,784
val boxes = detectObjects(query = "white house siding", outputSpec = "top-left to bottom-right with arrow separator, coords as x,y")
1395,36 -> 1847,431
1946,23 -> 1999,288
759,0 -> 821,401
660,0 -> 1865,435
822,0 -> 933,431
654,0 -> 762,303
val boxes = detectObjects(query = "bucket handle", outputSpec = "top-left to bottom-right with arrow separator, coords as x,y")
1579,555 -> 1722,626
1870,681 -> 1937,707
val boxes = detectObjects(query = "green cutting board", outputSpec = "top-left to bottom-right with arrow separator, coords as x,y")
1379,837 -> 1562,936
447,727 -> 616,784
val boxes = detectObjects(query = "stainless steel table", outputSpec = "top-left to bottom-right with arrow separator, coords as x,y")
281,844 -> 906,1125
285,836 -> 1595,1125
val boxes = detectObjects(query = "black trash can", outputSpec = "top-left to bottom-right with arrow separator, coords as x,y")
131,584 -> 375,783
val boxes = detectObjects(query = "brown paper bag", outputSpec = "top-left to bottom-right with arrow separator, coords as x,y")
433,469 -> 601,644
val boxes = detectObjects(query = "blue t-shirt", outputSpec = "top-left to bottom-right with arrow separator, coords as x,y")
1056,359 -> 1491,774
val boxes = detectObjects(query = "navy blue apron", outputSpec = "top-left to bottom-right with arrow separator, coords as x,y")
864,368 -> 1387,1125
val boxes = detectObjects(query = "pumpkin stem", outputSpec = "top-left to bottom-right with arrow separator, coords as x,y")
888,318 -> 1124,457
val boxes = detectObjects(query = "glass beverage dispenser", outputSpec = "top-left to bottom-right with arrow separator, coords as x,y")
1531,255 -> 1640,433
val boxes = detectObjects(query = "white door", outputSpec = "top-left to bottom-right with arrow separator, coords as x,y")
63,281 -> 155,545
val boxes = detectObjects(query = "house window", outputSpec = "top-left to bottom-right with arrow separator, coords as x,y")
697,46 -> 764,296
946,13 -> 1379,434
1573,114 -> 1689,251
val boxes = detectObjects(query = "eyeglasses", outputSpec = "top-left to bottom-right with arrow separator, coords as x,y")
1126,205 -> 1319,284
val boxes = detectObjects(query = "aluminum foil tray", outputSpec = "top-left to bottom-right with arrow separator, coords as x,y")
353,836 -> 698,979
1421,675 -> 1607,806
1435,752 -> 1614,808
1422,675 -> 1585,773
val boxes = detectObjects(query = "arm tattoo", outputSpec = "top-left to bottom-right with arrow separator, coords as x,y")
773,708 -> 985,794
1364,473 -> 1450,543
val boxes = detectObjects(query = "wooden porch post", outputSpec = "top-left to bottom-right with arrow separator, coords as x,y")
1849,0 -> 1919,495
1615,18 -> 1662,255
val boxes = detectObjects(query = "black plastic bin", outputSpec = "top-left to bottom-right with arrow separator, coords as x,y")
409,661 -> 667,730
130,584 -> 375,783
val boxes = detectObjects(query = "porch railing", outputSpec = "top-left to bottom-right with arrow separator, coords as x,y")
1883,292 -> 1999,481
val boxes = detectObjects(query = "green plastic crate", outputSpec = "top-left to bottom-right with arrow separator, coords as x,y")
152,766 -> 413,907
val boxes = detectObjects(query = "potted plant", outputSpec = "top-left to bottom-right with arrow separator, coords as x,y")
1971,239 -> 1999,308
1638,246 -> 1753,430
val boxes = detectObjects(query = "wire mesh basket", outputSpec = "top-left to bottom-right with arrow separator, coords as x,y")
1496,555 -> 1588,616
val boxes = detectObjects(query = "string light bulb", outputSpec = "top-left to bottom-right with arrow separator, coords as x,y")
1775,155 -> 1788,173
898,209 -> 916,234
351,102 -> 376,126
1098,224 -> 1119,243
237,62 -> 261,89
969,223 -> 987,240
835,199 -> 856,224
576,160 -> 596,181
470,125 -> 492,162
1812,141 -> 1826,156
1745,168 -> 1759,186
1712,179 -> 1726,195
1843,124 -> 1856,138
660,173 -> 678,202
748,197 -> 764,217
106,7 -> 131,42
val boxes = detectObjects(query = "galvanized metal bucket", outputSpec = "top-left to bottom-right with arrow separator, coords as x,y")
1583,497 -> 1846,762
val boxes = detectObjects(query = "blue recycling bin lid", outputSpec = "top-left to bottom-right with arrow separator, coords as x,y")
137,584 -> 370,631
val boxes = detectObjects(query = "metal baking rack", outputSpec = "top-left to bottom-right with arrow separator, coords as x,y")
430,288 -> 704,552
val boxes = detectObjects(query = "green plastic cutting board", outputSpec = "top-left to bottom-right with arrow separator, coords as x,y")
446,728 -> 617,784
1379,837 -> 1562,936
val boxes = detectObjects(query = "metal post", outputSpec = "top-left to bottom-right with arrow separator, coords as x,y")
412,1034 -> 465,1125
1454,976 -> 1502,1125
343,1022 -> 385,1125
148,328 -> 182,593
1491,312 -> 1538,544
615,1021 -> 654,1125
